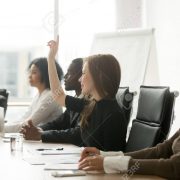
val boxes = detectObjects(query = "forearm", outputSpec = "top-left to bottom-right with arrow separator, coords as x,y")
128,155 -> 180,179
47,37 -> 66,106
4,122 -> 22,133
41,127 -> 83,146
48,59 -> 65,101
40,110 -> 70,131
103,154 -> 180,179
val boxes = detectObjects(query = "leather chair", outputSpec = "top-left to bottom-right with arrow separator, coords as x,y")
125,86 -> 178,152
0,89 -> 9,116
116,87 -> 135,126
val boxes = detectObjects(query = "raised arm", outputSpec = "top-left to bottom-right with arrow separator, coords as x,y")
47,36 -> 66,107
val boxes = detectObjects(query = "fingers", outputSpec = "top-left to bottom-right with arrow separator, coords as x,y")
79,147 -> 100,162
82,166 -> 97,171
56,35 -> 59,45
20,124 -> 28,133
47,40 -> 56,47
79,148 -> 89,162
19,127 -> 25,134
78,155 -> 104,172
19,121 -> 33,138
78,156 -> 93,170
28,120 -> 34,127
47,38 -> 59,47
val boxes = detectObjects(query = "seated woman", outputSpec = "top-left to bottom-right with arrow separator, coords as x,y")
78,129 -> 180,179
46,37 -> 127,151
5,57 -> 63,133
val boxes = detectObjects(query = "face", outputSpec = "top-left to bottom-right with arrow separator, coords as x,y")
79,62 -> 95,95
28,64 -> 43,87
64,63 -> 81,91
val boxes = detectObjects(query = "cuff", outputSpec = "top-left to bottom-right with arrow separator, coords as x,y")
103,156 -> 131,174
100,151 -> 124,157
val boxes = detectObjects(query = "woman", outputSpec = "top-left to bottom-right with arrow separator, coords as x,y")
5,57 -> 63,133
78,129 -> 180,179
47,37 -> 127,151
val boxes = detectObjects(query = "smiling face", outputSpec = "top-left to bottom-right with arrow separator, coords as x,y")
28,64 -> 43,88
79,62 -> 95,96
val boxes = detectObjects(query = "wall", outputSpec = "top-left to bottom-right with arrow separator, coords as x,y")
145,0 -> 180,136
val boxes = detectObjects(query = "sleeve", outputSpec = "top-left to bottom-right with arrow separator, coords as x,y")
128,153 -> 180,179
125,130 -> 180,159
102,111 -> 127,151
15,97 -> 35,122
41,126 -> 83,146
104,156 -> 131,173
40,110 -> 70,131
65,95 -> 86,113
28,93 -> 63,126
100,151 -> 124,157
4,103 -> 34,133
4,121 -> 24,133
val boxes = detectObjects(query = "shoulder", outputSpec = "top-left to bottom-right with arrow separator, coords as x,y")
100,99 -> 124,114
65,95 -> 87,104
99,99 -> 126,121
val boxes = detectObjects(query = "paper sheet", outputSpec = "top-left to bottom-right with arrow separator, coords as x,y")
44,163 -> 78,170
23,155 -> 80,165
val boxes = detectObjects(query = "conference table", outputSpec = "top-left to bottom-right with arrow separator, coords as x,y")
0,136 -> 165,180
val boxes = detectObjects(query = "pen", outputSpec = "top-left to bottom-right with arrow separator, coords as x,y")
36,148 -> 63,151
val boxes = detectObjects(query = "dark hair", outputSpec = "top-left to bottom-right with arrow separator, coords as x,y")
71,58 -> 83,75
28,57 -> 63,89
87,54 -> 120,99
80,54 -> 121,127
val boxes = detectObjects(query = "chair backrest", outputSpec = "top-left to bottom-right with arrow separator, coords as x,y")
125,86 -> 178,152
116,87 -> 134,125
0,89 -> 9,116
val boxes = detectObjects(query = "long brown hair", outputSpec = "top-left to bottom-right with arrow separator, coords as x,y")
80,54 -> 121,127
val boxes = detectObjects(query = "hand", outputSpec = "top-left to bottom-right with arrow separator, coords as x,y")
78,155 -> 104,171
20,120 -> 42,140
79,147 -> 100,162
47,35 -> 59,61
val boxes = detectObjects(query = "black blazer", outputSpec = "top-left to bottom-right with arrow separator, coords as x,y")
40,109 -> 83,146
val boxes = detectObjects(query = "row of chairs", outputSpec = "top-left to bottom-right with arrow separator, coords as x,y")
0,87 -> 178,153
116,86 -> 179,152
0,89 -> 9,116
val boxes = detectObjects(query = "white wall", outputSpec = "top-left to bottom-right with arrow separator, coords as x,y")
115,0 -> 143,29
145,0 -> 180,136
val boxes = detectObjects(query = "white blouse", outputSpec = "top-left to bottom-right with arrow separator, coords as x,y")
4,89 -> 63,133
100,151 -> 131,174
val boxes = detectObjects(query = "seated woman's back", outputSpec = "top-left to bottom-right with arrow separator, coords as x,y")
66,95 -> 127,151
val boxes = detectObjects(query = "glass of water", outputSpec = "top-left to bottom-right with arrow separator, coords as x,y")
10,133 -> 23,152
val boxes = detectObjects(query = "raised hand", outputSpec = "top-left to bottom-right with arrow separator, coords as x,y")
47,35 -> 59,61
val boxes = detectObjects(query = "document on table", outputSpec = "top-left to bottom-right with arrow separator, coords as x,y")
27,147 -> 82,155
44,163 -> 78,170
40,148 -> 82,155
23,155 -> 80,165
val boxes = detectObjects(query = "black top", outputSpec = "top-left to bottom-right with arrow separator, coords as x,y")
65,95 -> 127,151
40,109 -> 82,146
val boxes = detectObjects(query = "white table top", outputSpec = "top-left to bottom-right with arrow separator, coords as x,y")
0,137 -> 165,180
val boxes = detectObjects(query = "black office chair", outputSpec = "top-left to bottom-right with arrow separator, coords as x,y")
125,86 -> 178,153
116,87 -> 135,126
0,89 -> 9,117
